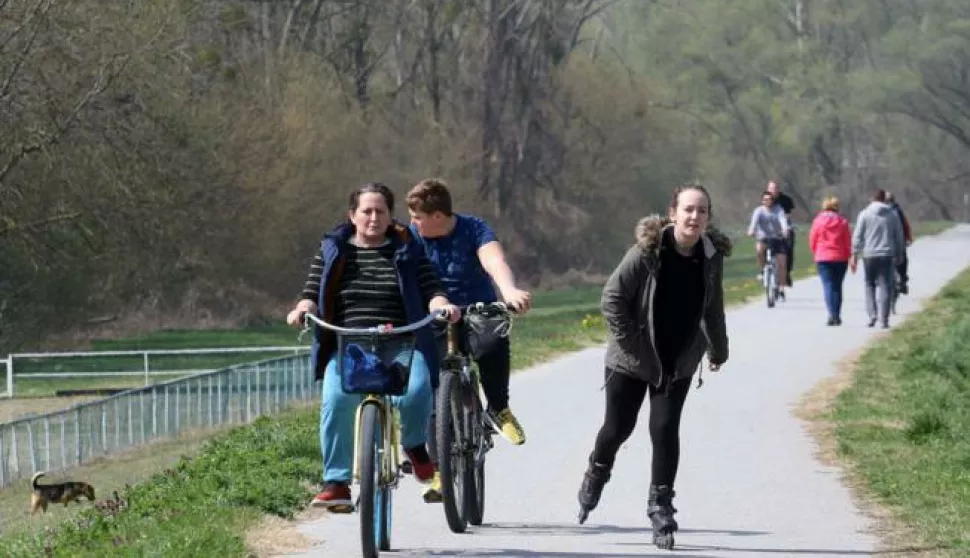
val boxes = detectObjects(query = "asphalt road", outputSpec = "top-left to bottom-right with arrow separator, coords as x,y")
277,224 -> 970,558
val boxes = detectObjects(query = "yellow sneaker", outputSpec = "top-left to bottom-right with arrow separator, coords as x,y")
492,408 -> 526,445
422,472 -> 443,503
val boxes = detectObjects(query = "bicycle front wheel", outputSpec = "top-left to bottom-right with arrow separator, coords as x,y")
436,370 -> 468,533
765,267 -> 776,308
358,402 -> 383,557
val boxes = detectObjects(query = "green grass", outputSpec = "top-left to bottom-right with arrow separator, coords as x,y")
0,220 -> 957,556
0,410 -> 321,557
824,267 -> 970,556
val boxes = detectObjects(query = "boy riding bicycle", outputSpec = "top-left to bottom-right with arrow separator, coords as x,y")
405,178 -> 532,500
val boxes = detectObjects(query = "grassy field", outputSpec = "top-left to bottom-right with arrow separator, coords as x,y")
817,267 -> 970,557
0,220 -> 956,556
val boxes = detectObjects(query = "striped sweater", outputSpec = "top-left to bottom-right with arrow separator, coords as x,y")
300,242 -> 445,328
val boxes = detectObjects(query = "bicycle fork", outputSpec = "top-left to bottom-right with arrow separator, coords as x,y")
352,396 -> 402,490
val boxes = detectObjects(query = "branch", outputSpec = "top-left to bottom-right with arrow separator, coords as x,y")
0,53 -> 129,185
0,0 -> 52,99
0,212 -> 82,237
278,0 -> 309,59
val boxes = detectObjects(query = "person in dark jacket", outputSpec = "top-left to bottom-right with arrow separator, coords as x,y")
575,184 -> 731,550
285,182 -> 460,511
884,192 -> 913,294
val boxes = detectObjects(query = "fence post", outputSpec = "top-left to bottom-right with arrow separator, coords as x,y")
101,406 -> 107,454
60,414 -> 67,469
143,351 -> 150,386
152,388 -> 158,437
27,421 -> 37,475
6,353 -> 13,398
246,369 -> 252,423
75,407 -> 82,465
44,417 -> 51,471
0,427 -> 6,487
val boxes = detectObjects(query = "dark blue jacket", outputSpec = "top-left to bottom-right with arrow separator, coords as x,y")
309,221 -> 440,385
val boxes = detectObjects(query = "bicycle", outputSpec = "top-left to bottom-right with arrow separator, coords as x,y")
434,301 -> 516,534
763,245 -> 780,308
300,309 -> 447,558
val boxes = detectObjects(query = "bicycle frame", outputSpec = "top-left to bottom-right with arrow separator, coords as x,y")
443,321 -> 483,403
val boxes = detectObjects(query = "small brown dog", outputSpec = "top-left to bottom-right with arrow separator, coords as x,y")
30,471 -> 96,515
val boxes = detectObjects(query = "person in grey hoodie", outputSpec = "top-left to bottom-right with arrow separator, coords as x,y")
850,188 -> 906,328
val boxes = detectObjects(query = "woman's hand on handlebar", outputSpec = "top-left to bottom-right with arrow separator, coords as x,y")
287,299 -> 317,327
430,297 -> 461,324
439,304 -> 461,323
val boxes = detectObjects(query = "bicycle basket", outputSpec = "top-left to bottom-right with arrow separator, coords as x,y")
463,309 -> 511,360
336,333 -> 416,396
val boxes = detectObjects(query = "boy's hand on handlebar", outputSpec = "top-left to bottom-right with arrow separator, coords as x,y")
286,299 -> 317,327
501,288 -> 532,314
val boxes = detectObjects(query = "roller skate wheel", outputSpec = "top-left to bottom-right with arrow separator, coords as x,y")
654,531 -> 675,550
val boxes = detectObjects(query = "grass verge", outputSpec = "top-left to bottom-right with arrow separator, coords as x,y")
800,266 -> 970,557
0,221 -> 956,556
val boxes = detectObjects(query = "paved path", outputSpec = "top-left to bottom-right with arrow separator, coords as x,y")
277,225 -> 970,558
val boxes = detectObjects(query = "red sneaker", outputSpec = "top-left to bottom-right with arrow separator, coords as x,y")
310,482 -> 353,512
405,449 -> 436,483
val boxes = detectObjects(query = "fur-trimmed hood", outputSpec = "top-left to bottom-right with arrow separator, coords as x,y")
633,214 -> 733,258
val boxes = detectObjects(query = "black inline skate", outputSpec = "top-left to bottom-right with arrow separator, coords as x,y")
576,458 -> 611,524
647,484 -> 678,550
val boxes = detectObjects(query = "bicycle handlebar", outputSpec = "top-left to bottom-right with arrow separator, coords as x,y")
461,301 -> 520,316
301,308 -> 448,336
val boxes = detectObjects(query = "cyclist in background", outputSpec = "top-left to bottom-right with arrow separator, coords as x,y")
747,190 -> 791,297
767,180 -> 796,286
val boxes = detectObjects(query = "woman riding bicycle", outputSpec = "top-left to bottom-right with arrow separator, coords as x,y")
286,182 -> 460,511
747,190 -> 791,296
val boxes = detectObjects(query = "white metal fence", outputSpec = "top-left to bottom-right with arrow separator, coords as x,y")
1,346 -> 308,398
0,352 -> 317,488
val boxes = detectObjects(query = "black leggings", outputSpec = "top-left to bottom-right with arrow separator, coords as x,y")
590,369 -> 692,487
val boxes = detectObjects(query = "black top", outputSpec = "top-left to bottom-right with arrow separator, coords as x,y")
775,192 -> 795,215
652,228 -> 706,376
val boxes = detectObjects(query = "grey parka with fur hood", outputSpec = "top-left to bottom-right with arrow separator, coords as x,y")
601,215 -> 732,387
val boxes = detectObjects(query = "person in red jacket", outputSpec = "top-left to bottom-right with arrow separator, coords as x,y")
809,196 -> 852,326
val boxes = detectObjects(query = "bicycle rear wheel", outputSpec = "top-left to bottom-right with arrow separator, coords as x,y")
436,370 -> 469,533
358,402 -> 383,558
